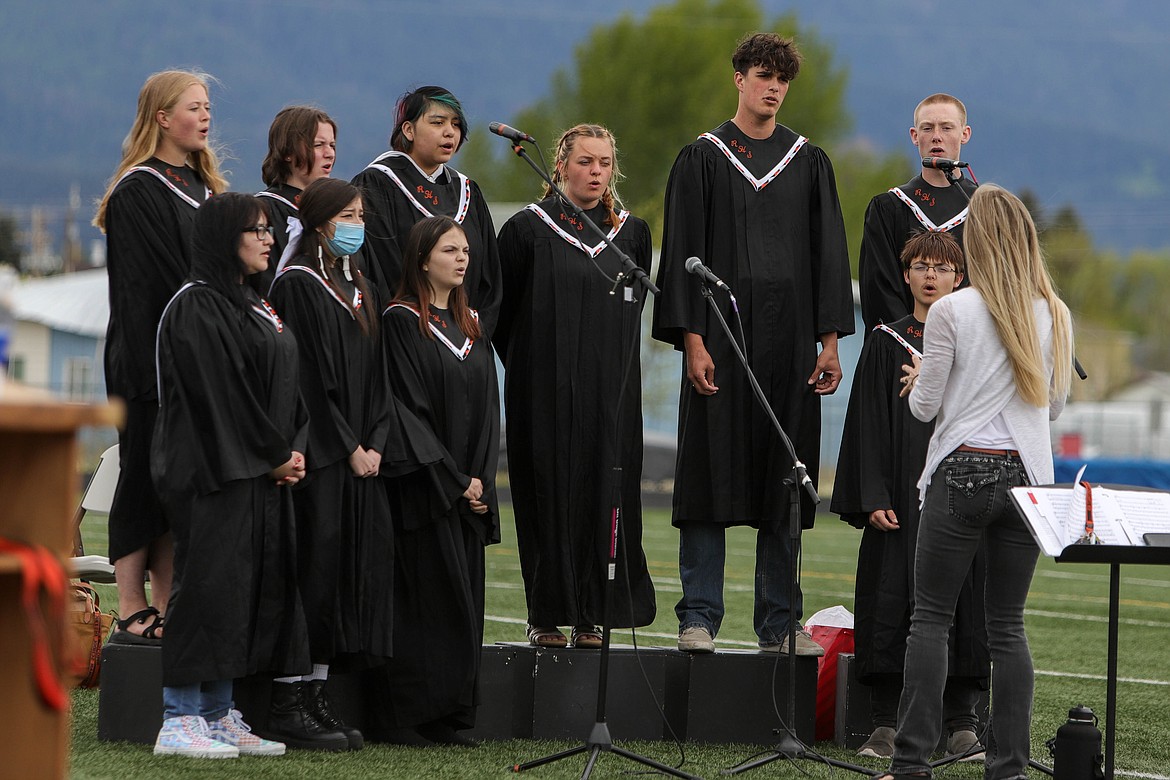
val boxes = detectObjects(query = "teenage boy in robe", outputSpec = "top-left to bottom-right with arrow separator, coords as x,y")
833,230 -> 988,763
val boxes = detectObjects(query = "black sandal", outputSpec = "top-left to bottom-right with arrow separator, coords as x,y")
571,625 -> 603,649
109,606 -> 164,645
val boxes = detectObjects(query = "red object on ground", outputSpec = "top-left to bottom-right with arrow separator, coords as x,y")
808,624 -> 854,742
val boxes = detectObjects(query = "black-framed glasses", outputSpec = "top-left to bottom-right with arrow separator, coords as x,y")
243,224 -> 275,240
909,263 -> 956,275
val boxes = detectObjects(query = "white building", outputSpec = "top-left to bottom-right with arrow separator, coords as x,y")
9,268 -> 107,401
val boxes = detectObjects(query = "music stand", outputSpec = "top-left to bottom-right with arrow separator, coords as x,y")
1010,485 -> 1170,779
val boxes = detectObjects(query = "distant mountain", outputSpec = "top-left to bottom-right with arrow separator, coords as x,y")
793,0 -> 1170,251
2,0 -> 1165,254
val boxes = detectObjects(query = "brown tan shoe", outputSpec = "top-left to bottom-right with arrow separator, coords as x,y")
526,624 -> 568,648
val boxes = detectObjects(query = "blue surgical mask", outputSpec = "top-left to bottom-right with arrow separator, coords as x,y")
326,221 -> 365,256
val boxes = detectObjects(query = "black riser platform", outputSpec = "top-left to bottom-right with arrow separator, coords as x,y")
97,642 -> 817,746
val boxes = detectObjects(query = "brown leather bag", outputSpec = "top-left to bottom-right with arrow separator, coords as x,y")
69,583 -> 114,688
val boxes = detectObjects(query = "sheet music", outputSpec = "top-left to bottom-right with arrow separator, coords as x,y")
1080,491 -> 1137,546
1016,488 -> 1069,556
1011,471 -> 1170,557
1040,490 -> 1077,548
1096,490 -> 1170,543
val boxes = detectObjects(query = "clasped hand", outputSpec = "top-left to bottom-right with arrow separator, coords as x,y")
463,477 -> 489,515
271,451 -> 306,486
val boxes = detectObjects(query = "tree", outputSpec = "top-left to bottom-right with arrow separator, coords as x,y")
461,0 -> 920,418
0,212 -> 21,269
465,0 -> 904,263
1023,192 -> 1170,375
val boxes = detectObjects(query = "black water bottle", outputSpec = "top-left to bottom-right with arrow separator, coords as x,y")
1050,705 -> 1104,779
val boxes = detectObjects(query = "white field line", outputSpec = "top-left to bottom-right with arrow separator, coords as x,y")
1035,568 -> 1170,589
1024,608 -> 1170,629
1034,668 -> 1169,686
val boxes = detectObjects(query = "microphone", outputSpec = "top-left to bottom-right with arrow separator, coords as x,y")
489,121 -> 534,143
685,257 -> 730,291
921,157 -> 969,171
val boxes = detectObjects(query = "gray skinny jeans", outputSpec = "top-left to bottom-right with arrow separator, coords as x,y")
891,451 -> 1038,779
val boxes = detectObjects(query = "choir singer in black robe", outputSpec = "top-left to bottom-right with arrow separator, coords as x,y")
495,124 -> 656,649
151,193 -> 309,758
255,106 -> 338,294
374,215 -> 500,746
267,178 -> 394,751
652,33 -> 853,657
352,86 -> 502,336
832,231 -> 989,761
94,69 -> 228,646
859,93 -> 976,332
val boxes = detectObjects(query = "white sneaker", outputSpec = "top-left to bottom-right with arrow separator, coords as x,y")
207,709 -> 286,756
759,629 -> 825,657
678,626 -> 715,653
154,715 -> 239,758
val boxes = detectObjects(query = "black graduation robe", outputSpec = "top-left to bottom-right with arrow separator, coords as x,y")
104,157 -> 208,561
651,121 -> 854,530
495,199 -> 657,628
830,316 -> 989,681
253,183 -> 302,295
268,261 -> 394,666
858,174 -> 977,332
351,152 -> 502,337
152,282 -> 311,688
371,302 -> 499,730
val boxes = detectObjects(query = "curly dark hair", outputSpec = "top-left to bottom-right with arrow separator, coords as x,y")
732,33 -> 802,82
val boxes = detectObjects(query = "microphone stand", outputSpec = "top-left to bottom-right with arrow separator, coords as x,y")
943,166 -> 1087,384
502,138 -> 695,780
687,281 -> 868,777
501,139 -> 656,296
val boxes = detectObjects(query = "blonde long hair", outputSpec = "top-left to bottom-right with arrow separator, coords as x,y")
93,70 -> 228,231
542,124 -> 625,227
963,184 -> 1072,406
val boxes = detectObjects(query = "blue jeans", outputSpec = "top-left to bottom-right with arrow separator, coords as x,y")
891,451 -> 1037,779
676,521 -> 803,643
163,679 -> 234,722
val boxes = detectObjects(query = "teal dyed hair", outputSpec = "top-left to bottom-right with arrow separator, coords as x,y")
390,86 -> 468,153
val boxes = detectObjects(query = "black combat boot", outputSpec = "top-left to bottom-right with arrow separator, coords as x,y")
303,678 -> 364,750
415,719 -> 479,747
261,681 -> 348,751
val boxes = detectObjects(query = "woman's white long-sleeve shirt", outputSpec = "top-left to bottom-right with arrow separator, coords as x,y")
909,287 -> 1068,505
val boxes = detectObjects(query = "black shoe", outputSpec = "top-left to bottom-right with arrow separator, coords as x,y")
379,727 -> 435,747
261,681 -> 349,751
415,721 -> 478,747
303,678 -> 364,750
109,607 -> 163,645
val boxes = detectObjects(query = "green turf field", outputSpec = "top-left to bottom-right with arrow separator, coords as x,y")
71,506 -> 1169,778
